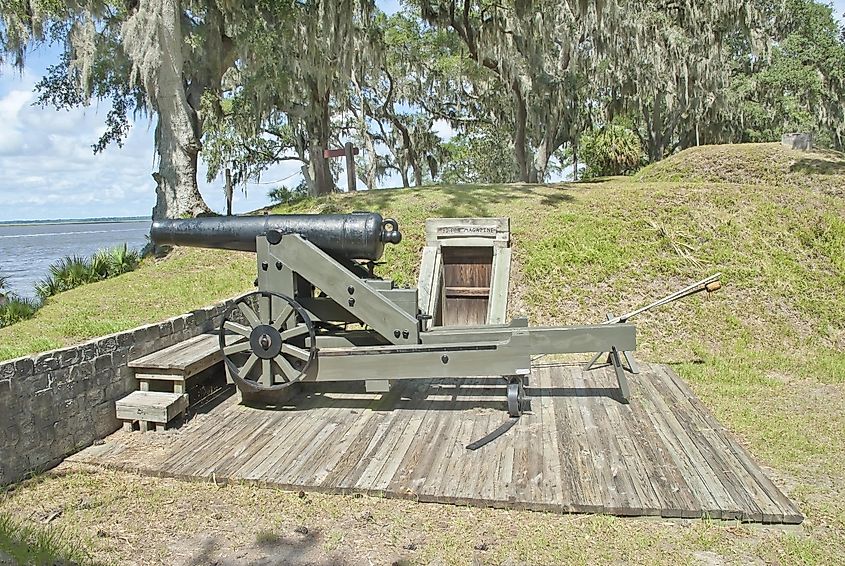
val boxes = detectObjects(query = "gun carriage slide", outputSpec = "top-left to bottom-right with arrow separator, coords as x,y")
151,212 -> 638,418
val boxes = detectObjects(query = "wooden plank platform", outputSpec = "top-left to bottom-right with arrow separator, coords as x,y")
68,362 -> 802,524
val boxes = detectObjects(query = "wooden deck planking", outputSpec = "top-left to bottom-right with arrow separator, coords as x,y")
68,362 -> 802,524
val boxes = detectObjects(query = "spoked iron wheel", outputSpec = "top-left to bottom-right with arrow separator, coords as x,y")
219,291 -> 316,393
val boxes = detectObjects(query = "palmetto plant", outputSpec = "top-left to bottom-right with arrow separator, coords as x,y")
0,271 -> 40,327
50,255 -> 94,290
107,244 -> 140,275
34,277 -> 60,301
0,295 -> 40,326
35,244 -> 142,300
90,250 -> 112,281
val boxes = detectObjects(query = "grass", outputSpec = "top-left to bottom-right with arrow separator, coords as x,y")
0,142 -> 843,564
0,248 -> 254,360
0,511 -> 94,565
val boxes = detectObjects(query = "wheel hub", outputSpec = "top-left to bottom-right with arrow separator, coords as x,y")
249,324 -> 282,359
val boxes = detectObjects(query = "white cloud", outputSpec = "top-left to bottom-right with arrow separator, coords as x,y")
0,65 -> 278,221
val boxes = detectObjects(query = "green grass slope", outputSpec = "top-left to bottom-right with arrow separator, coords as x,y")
1,143 -> 844,563
634,142 -> 845,197
0,248 -> 254,360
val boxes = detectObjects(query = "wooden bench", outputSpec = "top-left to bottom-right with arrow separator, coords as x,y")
128,333 -> 223,394
116,391 -> 189,432
118,332 -> 234,432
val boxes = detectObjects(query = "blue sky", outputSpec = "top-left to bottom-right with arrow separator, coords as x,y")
0,0 -> 842,221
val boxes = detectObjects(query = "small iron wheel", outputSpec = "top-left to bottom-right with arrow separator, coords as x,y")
506,377 -> 526,417
219,291 -> 316,393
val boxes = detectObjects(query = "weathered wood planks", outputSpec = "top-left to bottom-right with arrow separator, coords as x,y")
69,362 -> 803,524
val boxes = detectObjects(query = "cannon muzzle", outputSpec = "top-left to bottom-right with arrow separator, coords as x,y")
151,213 -> 401,261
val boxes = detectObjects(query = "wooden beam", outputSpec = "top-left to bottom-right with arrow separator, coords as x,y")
323,147 -> 360,158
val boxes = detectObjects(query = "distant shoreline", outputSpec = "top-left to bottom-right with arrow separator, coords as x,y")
0,217 -> 149,228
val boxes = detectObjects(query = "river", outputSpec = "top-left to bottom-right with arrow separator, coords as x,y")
0,220 -> 151,300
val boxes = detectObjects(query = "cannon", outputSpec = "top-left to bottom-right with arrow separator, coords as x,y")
151,212 -> 637,417
151,213 -> 401,259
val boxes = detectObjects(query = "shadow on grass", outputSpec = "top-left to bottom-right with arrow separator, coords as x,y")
270,182 -> 585,220
789,157 -> 845,175
184,529 -> 340,566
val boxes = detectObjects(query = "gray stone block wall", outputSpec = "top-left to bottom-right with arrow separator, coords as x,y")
0,297 -> 240,486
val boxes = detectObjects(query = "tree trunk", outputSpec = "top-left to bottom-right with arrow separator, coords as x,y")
391,117 -> 422,187
513,83 -> 531,183
309,146 -> 334,196
308,87 -> 335,196
140,0 -> 210,220
531,139 -> 550,183
225,168 -> 233,216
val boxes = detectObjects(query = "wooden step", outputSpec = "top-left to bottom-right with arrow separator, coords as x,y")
116,391 -> 188,432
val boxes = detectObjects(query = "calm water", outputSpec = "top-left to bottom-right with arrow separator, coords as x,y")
0,220 -> 151,299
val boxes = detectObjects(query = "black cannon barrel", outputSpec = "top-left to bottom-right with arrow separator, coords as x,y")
150,213 -> 401,261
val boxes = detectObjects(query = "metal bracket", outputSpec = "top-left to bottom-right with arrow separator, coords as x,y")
584,313 -> 636,403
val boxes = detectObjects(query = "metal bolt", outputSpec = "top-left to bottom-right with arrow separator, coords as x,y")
402,329 -> 409,339
348,297 -> 355,307
253,278 -> 258,287
347,285 -> 355,295
275,261 -> 283,270
261,262 -> 268,271
393,329 -> 401,338
441,355 -> 449,364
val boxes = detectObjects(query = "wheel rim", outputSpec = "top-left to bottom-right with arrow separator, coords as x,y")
219,291 -> 316,393
506,378 -> 524,417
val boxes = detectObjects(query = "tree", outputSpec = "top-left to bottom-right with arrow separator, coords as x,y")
344,12 -> 465,188
441,124 -> 518,184
417,0 -> 774,176
580,123 -> 645,179
215,0 -> 379,196
18,1 -> 240,218
724,0 -> 845,149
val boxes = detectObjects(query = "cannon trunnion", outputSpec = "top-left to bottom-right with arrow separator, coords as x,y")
151,212 -> 636,416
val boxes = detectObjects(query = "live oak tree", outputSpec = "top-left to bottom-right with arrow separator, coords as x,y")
346,12 -> 470,188
211,0 -> 380,196
8,1 -> 239,219
417,0 -> 777,176
723,0 -> 845,150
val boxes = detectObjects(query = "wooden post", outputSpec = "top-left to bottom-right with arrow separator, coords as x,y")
344,141 -> 357,192
225,168 -> 233,216
323,145 -> 360,193
301,165 -> 315,195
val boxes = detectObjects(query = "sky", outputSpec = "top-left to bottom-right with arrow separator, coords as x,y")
0,0 -> 842,221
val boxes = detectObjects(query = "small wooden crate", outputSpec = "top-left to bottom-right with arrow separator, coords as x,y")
116,391 -> 188,432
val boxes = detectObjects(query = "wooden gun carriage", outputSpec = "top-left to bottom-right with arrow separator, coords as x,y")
151,212 -> 637,416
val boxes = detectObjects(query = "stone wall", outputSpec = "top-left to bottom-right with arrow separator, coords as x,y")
0,297 -> 240,486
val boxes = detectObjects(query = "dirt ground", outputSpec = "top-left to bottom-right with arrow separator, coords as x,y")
0,459 -> 827,566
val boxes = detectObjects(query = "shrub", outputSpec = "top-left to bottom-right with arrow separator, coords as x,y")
107,243 -> 140,275
0,295 -> 40,327
268,182 -> 308,205
580,124 -> 646,179
35,244 -> 142,301
90,250 -> 112,281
